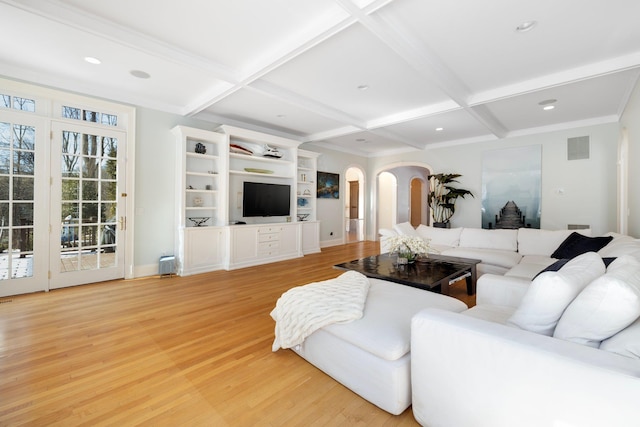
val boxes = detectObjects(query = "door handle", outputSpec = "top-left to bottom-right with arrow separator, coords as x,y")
119,216 -> 126,231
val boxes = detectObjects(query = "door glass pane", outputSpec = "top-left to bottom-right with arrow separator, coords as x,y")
59,130 -> 118,273
0,121 -> 35,280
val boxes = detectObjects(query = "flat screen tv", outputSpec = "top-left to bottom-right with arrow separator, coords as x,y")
243,181 -> 291,217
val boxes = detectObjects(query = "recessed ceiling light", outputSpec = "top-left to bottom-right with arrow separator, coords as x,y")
276,114 -> 286,118
84,56 -> 101,65
435,127 -> 444,131
538,99 -> 557,106
516,21 -> 537,33
543,105 -> 555,111
130,70 -> 151,79
356,138 -> 366,142
357,85 -> 369,91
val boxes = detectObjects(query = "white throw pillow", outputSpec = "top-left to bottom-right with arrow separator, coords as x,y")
393,222 -> 419,237
506,252 -> 606,336
554,256 -> 640,347
600,317 -> 640,359
416,224 -> 463,247
458,228 -> 518,251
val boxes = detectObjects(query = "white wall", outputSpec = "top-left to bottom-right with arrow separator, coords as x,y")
620,78 -> 640,237
302,144 -> 368,246
367,122 -> 621,237
133,108 -> 219,274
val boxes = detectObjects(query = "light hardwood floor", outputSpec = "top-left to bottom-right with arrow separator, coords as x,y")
0,242 -> 474,426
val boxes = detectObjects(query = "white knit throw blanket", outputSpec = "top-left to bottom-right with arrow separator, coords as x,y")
270,271 -> 370,352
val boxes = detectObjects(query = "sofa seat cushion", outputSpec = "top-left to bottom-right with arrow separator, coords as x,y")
459,228 -> 518,251
505,256 -> 557,280
321,278 -> 467,361
441,247 -> 522,269
507,252 -> 606,336
554,256 -> 640,348
428,243 -> 455,254
462,304 -> 515,324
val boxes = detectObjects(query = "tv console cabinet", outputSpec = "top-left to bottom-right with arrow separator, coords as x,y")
172,125 -> 320,275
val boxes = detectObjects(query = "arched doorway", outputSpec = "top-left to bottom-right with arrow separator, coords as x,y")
375,164 -> 431,238
377,171 -> 397,231
345,166 -> 365,242
410,177 -> 427,227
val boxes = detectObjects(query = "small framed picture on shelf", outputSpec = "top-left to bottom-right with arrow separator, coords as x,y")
317,171 -> 339,199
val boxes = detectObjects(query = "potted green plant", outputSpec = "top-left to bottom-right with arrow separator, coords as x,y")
427,173 -> 474,228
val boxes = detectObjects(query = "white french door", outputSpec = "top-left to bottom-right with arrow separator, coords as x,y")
0,111 -> 48,297
49,121 -> 126,289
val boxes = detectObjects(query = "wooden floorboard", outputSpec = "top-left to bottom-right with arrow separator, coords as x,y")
0,241 -> 474,426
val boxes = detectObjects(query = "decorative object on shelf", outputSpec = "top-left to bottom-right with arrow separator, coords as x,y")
297,213 -> 310,221
301,173 -> 307,182
303,189 -> 311,196
297,198 -> 308,207
208,170 -> 217,174
244,167 -> 273,174
187,185 -> 194,189
188,217 -> 210,227
386,235 -> 431,264
230,143 -> 253,155
195,142 -> 207,154
428,173 -> 474,226
263,144 -> 283,158
193,196 -> 204,207
317,171 -> 339,199
205,185 -> 212,190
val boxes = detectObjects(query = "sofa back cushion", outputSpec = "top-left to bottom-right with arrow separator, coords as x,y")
459,228 -> 517,252
416,225 -> 463,247
393,222 -> 419,237
598,234 -> 640,261
517,228 -> 590,256
553,256 -> 640,348
506,252 -> 606,336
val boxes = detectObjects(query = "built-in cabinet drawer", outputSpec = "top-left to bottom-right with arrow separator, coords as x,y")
229,223 -> 300,269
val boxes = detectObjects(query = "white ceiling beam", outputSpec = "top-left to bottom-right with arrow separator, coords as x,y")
469,53 -> 640,106
185,13 -> 359,116
334,0 -> 509,139
248,80 -> 368,129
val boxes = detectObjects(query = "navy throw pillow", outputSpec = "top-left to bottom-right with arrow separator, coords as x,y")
533,258 -> 570,279
550,232 -> 613,259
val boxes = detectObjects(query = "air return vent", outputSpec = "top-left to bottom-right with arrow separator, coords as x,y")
567,136 -> 590,160
568,224 -> 590,230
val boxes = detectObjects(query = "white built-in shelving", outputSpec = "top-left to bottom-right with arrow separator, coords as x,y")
172,124 -> 321,274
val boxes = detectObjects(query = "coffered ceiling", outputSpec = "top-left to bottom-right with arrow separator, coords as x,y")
2,0 -> 639,156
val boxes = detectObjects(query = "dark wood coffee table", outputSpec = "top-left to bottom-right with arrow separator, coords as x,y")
334,253 -> 481,296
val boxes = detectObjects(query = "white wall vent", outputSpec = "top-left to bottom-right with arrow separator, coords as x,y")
567,136 -> 590,160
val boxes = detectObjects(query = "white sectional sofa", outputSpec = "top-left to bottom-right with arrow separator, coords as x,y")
280,224 -> 640,423
379,222 -> 627,279
411,251 -> 640,427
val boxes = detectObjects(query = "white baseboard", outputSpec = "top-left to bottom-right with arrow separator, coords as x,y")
320,237 -> 344,248
134,263 -> 161,278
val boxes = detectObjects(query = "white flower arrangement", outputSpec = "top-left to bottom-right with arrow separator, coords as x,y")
386,235 -> 431,257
